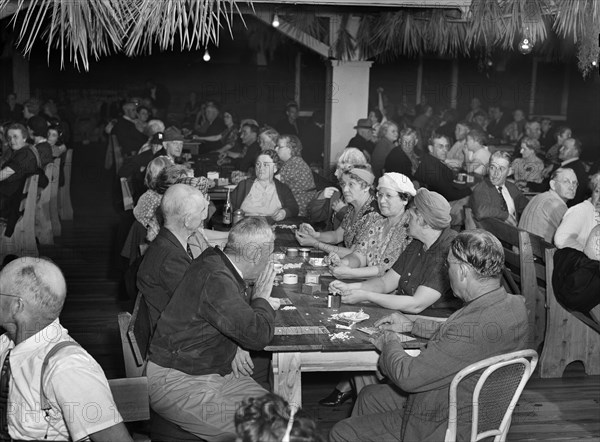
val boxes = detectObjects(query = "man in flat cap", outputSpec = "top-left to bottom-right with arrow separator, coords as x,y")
330,188 -> 459,313
347,118 -> 376,160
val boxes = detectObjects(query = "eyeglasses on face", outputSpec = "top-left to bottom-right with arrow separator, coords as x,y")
255,162 -> 275,168
0,293 -> 22,301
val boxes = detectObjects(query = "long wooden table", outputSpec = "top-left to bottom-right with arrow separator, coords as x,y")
264,233 -> 426,406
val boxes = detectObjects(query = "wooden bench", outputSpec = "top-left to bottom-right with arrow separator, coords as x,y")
118,294 -> 204,441
36,160 -> 58,245
537,244 -> 600,377
58,149 -> 73,221
0,175 -> 39,260
49,157 -> 62,237
121,177 -> 134,211
475,217 -> 547,351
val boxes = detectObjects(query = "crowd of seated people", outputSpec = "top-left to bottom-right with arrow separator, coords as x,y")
0,94 -> 73,238
4,87 -> 599,442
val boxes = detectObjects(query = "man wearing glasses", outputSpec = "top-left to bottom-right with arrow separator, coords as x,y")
330,230 -> 529,442
0,257 -> 132,441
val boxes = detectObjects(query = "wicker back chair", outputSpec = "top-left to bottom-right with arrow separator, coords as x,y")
445,349 -> 538,442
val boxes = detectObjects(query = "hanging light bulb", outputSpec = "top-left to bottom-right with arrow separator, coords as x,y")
203,48 -> 211,62
519,38 -> 533,55
518,28 -> 533,55
272,13 -> 280,28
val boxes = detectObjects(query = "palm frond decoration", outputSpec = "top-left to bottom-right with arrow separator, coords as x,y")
0,0 -> 599,76
0,0 -> 126,70
332,13 -> 355,61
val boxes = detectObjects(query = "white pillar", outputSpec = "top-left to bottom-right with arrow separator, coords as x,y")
324,60 -> 373,168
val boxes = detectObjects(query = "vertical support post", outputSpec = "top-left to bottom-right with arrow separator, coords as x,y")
529,58 -> 538,116
324,60 -> 373,168
295,52 -> 302,107
416,55 -> 424,106
12,51 -> 30,101
450,59 -> 459,109
560,64 -> 570,117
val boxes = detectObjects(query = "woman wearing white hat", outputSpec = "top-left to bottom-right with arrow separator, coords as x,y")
327,172 -> 415,279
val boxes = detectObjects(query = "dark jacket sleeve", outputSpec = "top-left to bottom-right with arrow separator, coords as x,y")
231,179 -> 252,211
200,269 -> 276,350
275,179 -> 299,217
470,182 -> 509,221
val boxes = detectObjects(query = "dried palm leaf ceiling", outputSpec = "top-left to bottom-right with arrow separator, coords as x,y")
0,0 -> 598,76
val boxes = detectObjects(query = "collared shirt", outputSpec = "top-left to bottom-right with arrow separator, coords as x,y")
518,190 -> 567,243
498,184 -> 517,218
0,320 -> 122,441
561,157 -> 580,167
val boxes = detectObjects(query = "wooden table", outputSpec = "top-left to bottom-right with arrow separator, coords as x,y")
266,260 -> 424,407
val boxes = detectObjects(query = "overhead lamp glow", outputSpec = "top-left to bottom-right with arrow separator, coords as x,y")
203,49 -> 211,62
518,37 -> 533,55
272,13 -> 280,28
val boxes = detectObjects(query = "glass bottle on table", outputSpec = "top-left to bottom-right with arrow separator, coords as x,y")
223,188 -> 232,226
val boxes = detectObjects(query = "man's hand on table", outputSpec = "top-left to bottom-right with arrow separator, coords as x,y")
371,331 -> 409,352
375,312 -> 414,334
231,347 -> 254,378
253,264 -> 280,310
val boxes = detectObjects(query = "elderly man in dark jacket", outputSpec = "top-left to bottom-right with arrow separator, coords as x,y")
147,217 -> 280,441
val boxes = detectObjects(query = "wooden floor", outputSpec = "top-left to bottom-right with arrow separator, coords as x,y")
39,141 -> 600,441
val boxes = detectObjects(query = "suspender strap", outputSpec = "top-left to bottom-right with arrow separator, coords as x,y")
39,341 -> 81,413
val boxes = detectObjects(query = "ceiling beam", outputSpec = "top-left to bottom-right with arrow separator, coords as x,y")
250,0 -> 472,8
254,10 -> 331,58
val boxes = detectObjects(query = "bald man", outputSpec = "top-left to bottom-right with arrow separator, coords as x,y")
0,257 -> 132,441
137,183 -> 209,331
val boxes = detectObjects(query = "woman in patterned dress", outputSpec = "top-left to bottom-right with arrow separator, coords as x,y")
327,172 -> 415,279
511,137 -> 545,190
295,166 -> 381,256
275,134 -> 316,216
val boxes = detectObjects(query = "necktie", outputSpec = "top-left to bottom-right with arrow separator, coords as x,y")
497,186 -> 508,212
0,350 -> 12,441
186,244 -> 194,260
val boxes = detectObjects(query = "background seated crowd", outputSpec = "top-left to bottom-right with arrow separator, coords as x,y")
1,89 -> 598,441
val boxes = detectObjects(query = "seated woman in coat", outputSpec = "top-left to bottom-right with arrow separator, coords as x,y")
230,149 -> 298,221
0,123 -> 39,236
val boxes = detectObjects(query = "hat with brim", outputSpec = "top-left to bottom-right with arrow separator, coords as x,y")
354,118 -> 373,130
163,127 -> 184,142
